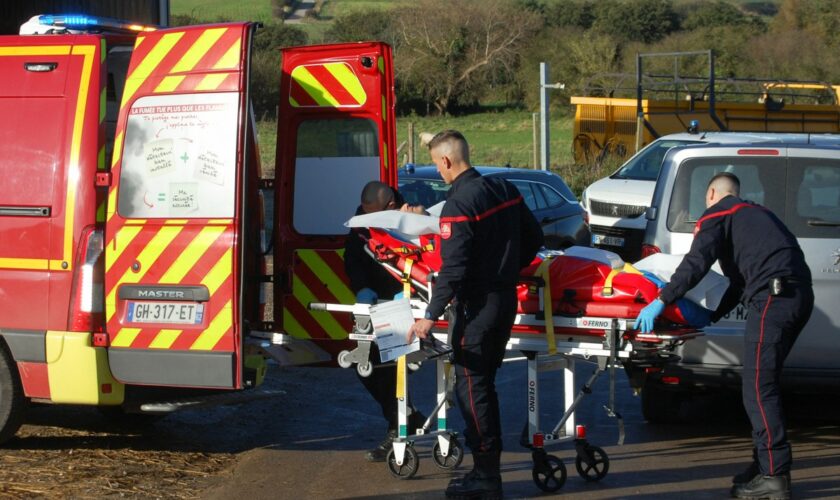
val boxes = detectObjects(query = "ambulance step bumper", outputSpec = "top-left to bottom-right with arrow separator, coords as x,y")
247,332 -> 331,367
137,388 -> 285,414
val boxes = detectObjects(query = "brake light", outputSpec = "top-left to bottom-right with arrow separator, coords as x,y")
68,226 -> 104,332
640,244 -> 661,259
661,376 -> 681,385
737,149 -> 779,156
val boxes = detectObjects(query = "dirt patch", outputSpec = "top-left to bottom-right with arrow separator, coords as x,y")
0,406 -> 236,499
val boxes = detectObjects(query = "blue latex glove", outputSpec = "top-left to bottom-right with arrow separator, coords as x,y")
634,298 -> 665,333
393,291 -> 405,300
356,288 -> 378,305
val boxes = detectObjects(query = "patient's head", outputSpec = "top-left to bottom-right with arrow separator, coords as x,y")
361,181 -> 397,214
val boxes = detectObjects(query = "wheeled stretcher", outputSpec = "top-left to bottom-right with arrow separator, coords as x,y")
311,224 -> 703,492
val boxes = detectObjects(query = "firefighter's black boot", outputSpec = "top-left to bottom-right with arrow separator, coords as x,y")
732,448 -> 760,484
365,429 -> 396,462
732,461 -> 761,484
445,451 -> 502,499
730,473 -> 791,500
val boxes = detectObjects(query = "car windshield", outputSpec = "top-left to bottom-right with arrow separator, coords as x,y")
398,177 -> 449,207
612,139 -> 702,181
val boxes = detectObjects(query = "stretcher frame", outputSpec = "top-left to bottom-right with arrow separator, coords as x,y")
310,299 -> 700,490
311,241 -> 701,490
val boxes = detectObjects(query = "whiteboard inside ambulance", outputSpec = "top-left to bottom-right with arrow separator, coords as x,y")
117,92 -> 239,218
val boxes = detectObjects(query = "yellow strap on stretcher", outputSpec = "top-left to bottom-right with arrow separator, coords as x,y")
396,355 -> 406,399
402,258 -> 414,297
602,263 -> 642,297
536,256 -> 557,355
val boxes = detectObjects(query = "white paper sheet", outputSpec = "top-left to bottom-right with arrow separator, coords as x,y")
369,299 -> 420,363
345,210 -> 441,236
633,253 -> 731,310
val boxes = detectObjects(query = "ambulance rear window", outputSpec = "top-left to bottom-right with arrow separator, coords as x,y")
292,118 -> 380,235
117,92 -> 239,219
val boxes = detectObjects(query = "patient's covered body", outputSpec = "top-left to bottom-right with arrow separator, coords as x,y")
346,211 -> 717,330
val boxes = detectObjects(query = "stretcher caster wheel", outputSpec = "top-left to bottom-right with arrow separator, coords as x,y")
386,445 -> 419,479
337,350 -> 353,369
432,436 -> 464,469
357,362 -> 373,378
532,454 -> 566,492
575,445 -> 609,481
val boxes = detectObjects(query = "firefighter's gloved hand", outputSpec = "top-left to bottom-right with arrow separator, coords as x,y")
393,291 -> 404,300
356,288 -> 378,305
634,298 -> 665,333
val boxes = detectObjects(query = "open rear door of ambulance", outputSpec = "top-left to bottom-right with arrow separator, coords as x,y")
274,43 -> 397,359
104,23 -> 259,389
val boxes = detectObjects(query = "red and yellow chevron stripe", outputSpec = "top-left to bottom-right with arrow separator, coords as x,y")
283,249 -> 355,340
105,24 -> 251,352
105,221 -> 235,351
288,62 -> 367,108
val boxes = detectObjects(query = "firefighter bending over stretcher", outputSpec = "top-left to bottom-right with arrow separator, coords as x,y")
344,181 -> 427,462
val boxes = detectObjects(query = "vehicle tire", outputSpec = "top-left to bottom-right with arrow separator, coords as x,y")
641,380 -> 683,424
0,342 -> 27,445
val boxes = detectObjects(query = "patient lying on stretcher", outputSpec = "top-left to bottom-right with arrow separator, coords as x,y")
345,210 -> 722,330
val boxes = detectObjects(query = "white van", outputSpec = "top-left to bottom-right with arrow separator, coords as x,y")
581,132 -> 840,262
636,142 -> 840,422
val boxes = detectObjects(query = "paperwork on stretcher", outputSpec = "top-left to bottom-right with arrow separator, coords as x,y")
368,299 -> 420,362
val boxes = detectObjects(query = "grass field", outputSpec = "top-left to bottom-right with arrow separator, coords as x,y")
171,0 -> 280,24
257,109 -> 613,196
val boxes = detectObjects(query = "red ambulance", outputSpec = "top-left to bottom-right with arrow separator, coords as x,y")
0,14 -> 397,443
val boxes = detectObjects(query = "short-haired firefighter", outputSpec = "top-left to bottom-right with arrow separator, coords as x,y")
634,172 -> 813,500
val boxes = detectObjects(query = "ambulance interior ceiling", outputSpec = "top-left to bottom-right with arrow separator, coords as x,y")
0,0 -> 168,35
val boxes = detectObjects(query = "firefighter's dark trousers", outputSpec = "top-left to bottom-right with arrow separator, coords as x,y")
451,289 -> 517,456
357,344 -> 399,430
742,284 -> 813,476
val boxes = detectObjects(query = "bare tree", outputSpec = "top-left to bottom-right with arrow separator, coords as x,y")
392,0 -> 541,114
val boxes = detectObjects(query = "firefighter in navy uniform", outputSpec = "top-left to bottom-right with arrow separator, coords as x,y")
634,172 -> 813,500
344,181 -> 426,462
407,130 -> 544,499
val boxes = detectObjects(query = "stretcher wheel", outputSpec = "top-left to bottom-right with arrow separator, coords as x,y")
357,362 -> 373,378
386,445 -> 419,479
575,445 -> 609,481
532,454 -> 566,492
432,436 -> 464,469
337,350 -> 353,369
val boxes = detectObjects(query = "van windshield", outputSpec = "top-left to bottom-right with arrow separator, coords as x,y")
612,139 -> 702,181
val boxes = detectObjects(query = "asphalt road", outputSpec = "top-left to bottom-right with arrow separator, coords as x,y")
197,358 -> 840,499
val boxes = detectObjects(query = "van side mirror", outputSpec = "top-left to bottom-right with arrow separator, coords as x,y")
645,206 -> 658,220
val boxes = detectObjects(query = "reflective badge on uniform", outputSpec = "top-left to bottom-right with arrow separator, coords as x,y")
440,222 -> 451,239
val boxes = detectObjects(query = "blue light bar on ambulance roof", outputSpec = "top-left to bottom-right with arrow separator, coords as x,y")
38,14 -> 157,33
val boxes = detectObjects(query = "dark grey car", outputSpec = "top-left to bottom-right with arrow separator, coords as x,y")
398,165 -> 591,249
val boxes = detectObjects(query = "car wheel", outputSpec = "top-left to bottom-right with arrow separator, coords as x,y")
641,379 -> 683,424
0,342 -> 27,445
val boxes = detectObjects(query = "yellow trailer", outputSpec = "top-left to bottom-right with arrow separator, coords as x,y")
571,51 -> 840,164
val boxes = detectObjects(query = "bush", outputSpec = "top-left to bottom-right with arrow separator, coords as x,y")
545,0 -> 595,29
324,9 -> 395,44
680,0 -> 765,31
253,23 -> 308,52
592,0 -> 679,44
